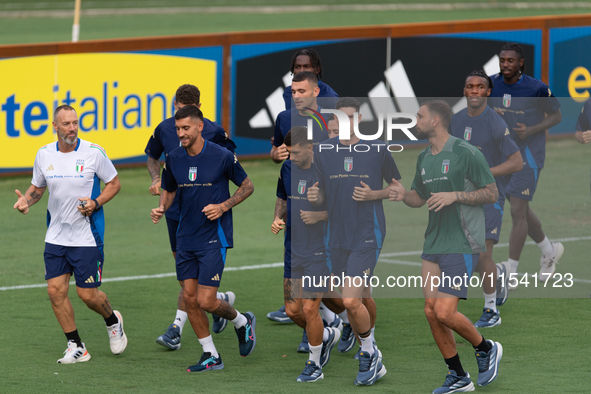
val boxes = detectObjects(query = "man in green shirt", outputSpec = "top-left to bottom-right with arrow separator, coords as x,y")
389,101 -> 503,393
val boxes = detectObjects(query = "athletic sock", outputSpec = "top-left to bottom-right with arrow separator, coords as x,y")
309,344 -> 322,365
322,327 -> 330,342
231,310 -> 247,329
216,292 -> 225,300
370,327 -> 376,346
198,335 -> 219,358
65,330 -> 83,348
537,236 -> 554,257
483,291 -> 497,312
359,333 -> 374,355
339,310 -> 349,324
444,353 -> 466,377
507,258 -> 519,274
474,336 -> 493,353
104,312 -> 118,327
319,302 -> 336,325
174,310 -> 188,334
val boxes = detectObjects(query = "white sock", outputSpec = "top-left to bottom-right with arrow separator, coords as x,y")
360,335 -> 374,355
339,310 -> 349,324
174,310 -> 188,334
508,258 -> 519,274
537,236 -> 554,257
309,344 -> 322,365
483,291 -> 497,312
319,303 -> 336,324
231,310 -> 247,329
370,327 -> 376,345
322,327 -> 330,342
216,292 -> 225,300
198,335 -> 219,358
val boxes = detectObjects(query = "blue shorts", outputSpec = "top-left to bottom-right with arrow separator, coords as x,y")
505,168 -> 541,202
483,200 -> 504,244
176,248 -> 227,287
331,248 -> 380,278
44,243 -> 104,288
291,256 -> 330,293
421,253 -> 479,299
165,216 -> 179,252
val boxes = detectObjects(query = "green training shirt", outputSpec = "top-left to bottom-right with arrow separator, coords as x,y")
411,135 -> 495,255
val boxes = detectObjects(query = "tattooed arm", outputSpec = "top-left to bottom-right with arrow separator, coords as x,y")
147,157 -> 162,195
202,177 -> 254,221
13,185 -> 47,214
427,182 -> 498,212
271,197 -> 287,235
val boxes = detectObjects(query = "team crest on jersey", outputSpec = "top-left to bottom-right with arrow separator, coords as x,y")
188,167 -> 197,181
298,180 -> 306,194
441,159 -> 450,174
503,94 -> 511,108
464,127 -> 472,141
344,157 -> 353,172
76,159 -> 84,173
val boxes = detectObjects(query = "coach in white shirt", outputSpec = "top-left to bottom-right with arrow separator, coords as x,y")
13,105 -> 128,364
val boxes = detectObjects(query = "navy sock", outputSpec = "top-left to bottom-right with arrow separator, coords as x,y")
444,353 -> 466,377
474,336 -> 492,353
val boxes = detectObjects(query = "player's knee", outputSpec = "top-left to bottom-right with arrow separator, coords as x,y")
342,297 -> 361,311
76,288 -> 98,306
284,302 -> 301,321
196,294 -> 216,312
510,203 -> 527,220
434,306 -> 455,326
301,301 -> 319,319
424,303 -> 437,322
47,284 -> 67,303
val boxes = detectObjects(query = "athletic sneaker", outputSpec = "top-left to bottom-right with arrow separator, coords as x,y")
297,329 -> 309,353
212,291 -> 236,334
376,349 -> 387,382
354,348 -> 361,360
354,347 -> 380,386
324,315 -> 343,332
432,371 -> 474,393
539,242 -> 564,281
187,352 -> 224,372
496,262 -> 510,306
156,323 -> 181,350
235,311 -> 256,357
106,310 -> 128,355
296,360 -> 324,382
475,340 -> 503,387
57,341 -> 91,364
474,308 -> 501,328
266,305 -> 293,323
319,327 -> 341,368
338,323 -> 356,353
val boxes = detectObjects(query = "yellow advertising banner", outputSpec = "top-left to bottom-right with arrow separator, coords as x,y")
0,53 -> 217,171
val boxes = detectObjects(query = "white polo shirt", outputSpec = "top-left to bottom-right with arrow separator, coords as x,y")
31,138 -> 117,247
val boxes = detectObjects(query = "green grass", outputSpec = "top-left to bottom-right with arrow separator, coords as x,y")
1,139 -> 590,393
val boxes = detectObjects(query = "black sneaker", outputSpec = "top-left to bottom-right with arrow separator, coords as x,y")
235,311 -> 256,357
187,352 -> 224,372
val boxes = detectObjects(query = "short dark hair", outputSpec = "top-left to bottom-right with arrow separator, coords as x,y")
174,104 -> 203,122
284,126 -> 311,147
54,104 -> 76,121
336,97 -> 361,112
175,84 -> 200,105
290,48 -> 323,79
292,71 -> 318,87
421,100 -> 452,129
500,42 -> 526,73
466,70 -> 493,89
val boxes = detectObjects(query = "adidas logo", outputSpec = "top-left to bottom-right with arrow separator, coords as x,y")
45,164 -> 54,171
85,276 -> 95,284
211,274 -> 220,281
363,268 -> 370,276
421,168 -> 425,175
491,228 -> 497,235
504,128 -> 510,136
521,189 -> 530,196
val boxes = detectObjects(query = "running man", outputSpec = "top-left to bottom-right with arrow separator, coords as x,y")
450,70 -> 523,327
489,43 -> 564,283
13,105 -> 127,363
389,100 -> 502,393
150,105 -> 256,372
146,84 -> 237,349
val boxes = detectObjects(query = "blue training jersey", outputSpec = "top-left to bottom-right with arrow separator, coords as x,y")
273,107 -> 329,148
283,80 -> 339,110
313,138 -> 401,250
489,73 -> 561,170
161,141 -> 248,252
276,160 -> 327,260
450,106 -> 519,203
575,100 -> 591,132
145,116 -> 236,221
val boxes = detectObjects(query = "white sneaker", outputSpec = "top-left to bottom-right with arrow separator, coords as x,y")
539,242 -> 564,281
501,261 -> 519,291
107,310 -> 128,355
57,341 -> 91,364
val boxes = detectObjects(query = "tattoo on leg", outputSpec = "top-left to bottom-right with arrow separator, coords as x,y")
284,279 -> 295,303
101,298 -> 113,316
211,300 -> 238,320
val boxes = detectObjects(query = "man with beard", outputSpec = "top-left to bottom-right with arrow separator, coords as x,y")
389,100 -> 502,393
450,70 -> 523,327
13,105 -> 127,363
